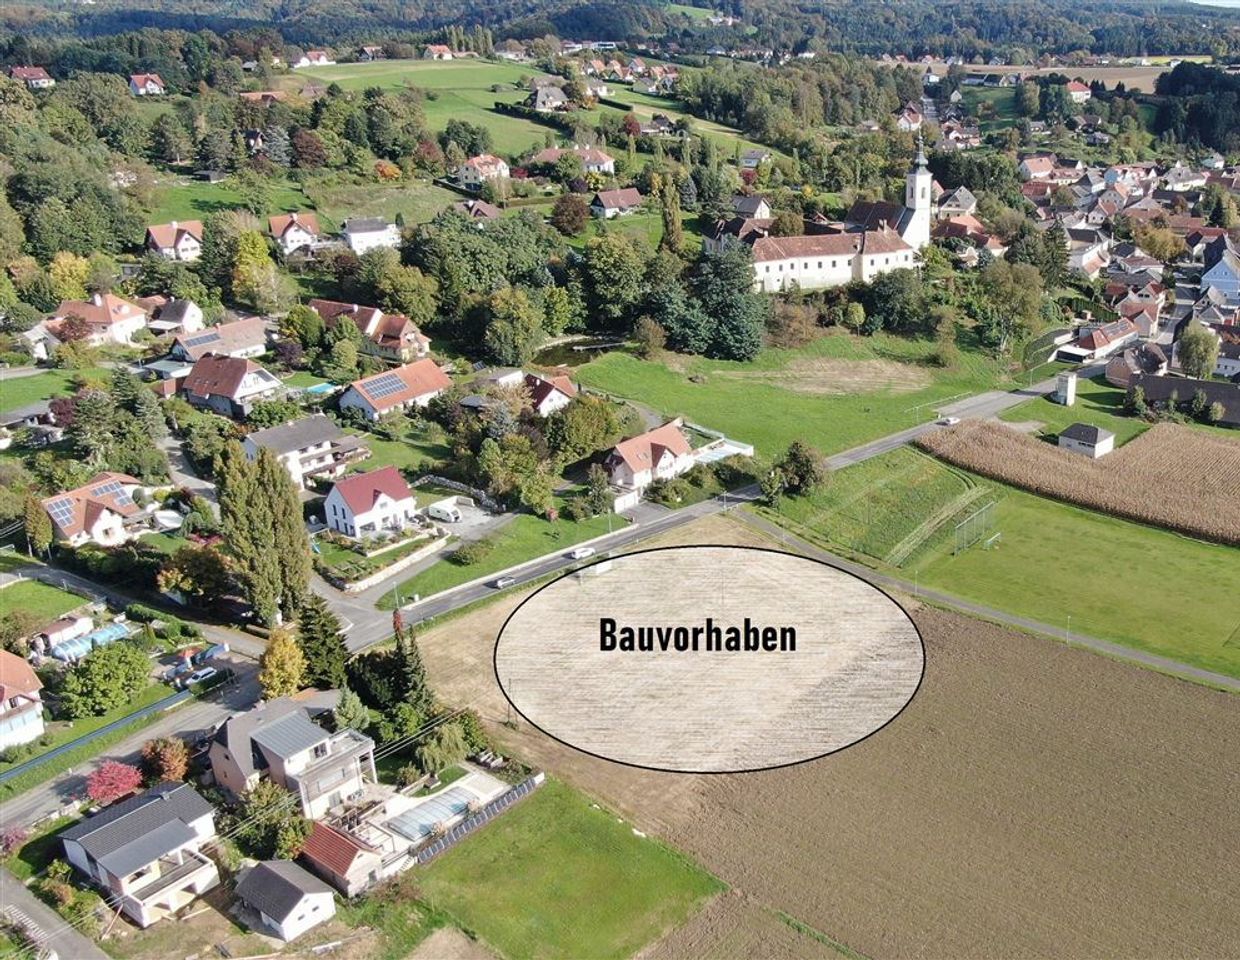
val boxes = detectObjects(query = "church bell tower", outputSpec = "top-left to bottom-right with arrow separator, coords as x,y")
903,134 -> 932,251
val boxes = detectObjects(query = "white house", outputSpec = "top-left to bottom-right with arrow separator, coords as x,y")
338,360 -> 452,422
324,466 -> 418,539
234,861 -> 336,942
50,292 -> 147,346
457,154 -> 509,190
293,50 -> 335,68
525,371 -> 577,416
0,650 -> 45,751
530,145 -> 616,175
60,783 -> 220,928
243,414 -> 367,489
181,355 -> 282,419
147,299 -> 205,338
269,212 -> 322,256
341,218 -> 401,254
605,419 -> 695,495
7,66 -> 55,90
1202,244 -> 1240,298
42,472 -> 144,547
590,187 -> 644,218
129,73 -> 166,96
1066,80 -> 1092,104
146,221 -> 203,261
1058,422 -> 1114,458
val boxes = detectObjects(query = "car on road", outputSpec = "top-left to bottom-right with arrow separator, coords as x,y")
936,416 -> 961,426
492,576 -> 517,589
568,546 -> 596,560
184,667 -> 218,687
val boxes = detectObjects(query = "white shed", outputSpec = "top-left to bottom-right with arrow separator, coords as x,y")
235,860 -> 336,942
1058,423 -> 1114,459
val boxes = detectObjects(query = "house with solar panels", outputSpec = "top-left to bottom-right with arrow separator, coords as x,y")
337,360 -> 452,422
168,317 -> 268,365
41,472 -> 147,547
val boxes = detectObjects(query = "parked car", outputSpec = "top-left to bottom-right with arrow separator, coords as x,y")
427,502 -> 463,523
569,546 -> 596,560
492,576 -> 516,589
184,667 -> 218,687
936,416 -> 961,426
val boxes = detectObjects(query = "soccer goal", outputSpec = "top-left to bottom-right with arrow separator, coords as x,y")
953,501 -> 996,555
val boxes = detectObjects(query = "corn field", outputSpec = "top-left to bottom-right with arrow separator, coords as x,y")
917,421 -> 1240,546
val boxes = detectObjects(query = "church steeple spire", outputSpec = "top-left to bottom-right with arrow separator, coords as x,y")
913,131 -> 927,170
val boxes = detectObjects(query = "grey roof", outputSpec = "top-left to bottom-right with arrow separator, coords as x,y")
250,710 -> 329,761
61,783 -> 215,871
343,217 -> 391,234
160,300 -> 198,324
212,692 -> 339,779
1131,374 -> 1240,424
731,194 -> 768,216
1060,422 -> 1112,444
245,415 -> 342,455
235,860 -> 333,922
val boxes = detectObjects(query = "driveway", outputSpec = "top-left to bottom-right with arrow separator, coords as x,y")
0,868 -> 109,960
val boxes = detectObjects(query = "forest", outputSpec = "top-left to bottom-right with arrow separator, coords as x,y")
1154,61 -> 1240,153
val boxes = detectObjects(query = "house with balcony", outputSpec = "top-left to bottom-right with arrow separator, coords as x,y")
269,212 -> 322,256
323,467 -> 418,539
181,355 -> 282,419
0,650 -> 45,751
242,414 -> 368,489
209,694 -> 376,819
60,782 -> 220,928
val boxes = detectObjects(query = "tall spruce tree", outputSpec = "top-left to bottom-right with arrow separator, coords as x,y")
395,626 -> 435,717
217,442 -> 281,624
297,593 -> 349,689
256,448 -> 311,620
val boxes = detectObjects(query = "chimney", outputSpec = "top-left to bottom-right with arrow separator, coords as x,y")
171,220 -> 178,229
92,293 -> 103,306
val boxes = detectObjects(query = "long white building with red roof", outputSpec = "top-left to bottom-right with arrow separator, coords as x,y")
323,466 -> 419,539
338,360 -> 452,422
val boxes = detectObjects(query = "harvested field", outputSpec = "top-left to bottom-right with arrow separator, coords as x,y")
407,928 -> 498,960
418,515 -> 1240,959
918,420 -> 1240,544
638,892 -> 840,960
716,357 -> 932,395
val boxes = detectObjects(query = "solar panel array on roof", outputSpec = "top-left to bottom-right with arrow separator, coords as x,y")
365,373 -> 405,399
183,331 -> 220,348
47,498 -> 74,526
385,786 -> 474,842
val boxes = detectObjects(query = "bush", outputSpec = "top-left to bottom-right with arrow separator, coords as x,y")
451,538 -> 494,566
124,603 -> 162,623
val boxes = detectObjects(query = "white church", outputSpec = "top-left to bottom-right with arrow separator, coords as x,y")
711,141 -> 933,293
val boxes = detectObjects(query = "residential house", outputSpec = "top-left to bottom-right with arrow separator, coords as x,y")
1063,317 -> 1139,360
531,145 -> 616,175
422,44 -> 454,60
1019,155 -> 1056,181
590,187 -> 644,218
307,299 -> 431,364
525,370 -> 577,416
529,85 -> 568,112
209,694 -> 376,818
895,101 -> 923,131
300,822 -> 385,896
937,186 -> 977,219
1065,80 -> 1092,103
1163,162 -> 1208,192
341,218 -> 401,255
0,650 -> 45,751
181,355 -> 282,419
269,212 -> 322,256
338,360 -> 452,421
7,66 -> 55,89
146,220 -> 203,261
1105,342 -> 1168,386
323,466 -> 418,539
731,194 -> 772,220
30,615 -> 93,657
129,73 -> 166,96
242,414 -> 368,489
147,299 -> 205,338
235,861 -> 336,942
456,154 -> 509,190
294,51 -> 335,68
168,317 -> 267,364
42,472 -> 144,547
49,292 -> 147,346
1216,337 -> 1240,379
453,198 -> 501,220
60,783 -> 220,928
739,149 -> 771,170
1058,422 -> 1114,458
358,45 -> 386,61
1203,238 -> 1240,298
605,420 -> 694,496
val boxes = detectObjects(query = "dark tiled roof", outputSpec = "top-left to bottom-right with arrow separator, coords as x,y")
235,860 -> 333,922
245,415 -> 342,455
61,783 -> 214,870
1059,422 -> 1112,444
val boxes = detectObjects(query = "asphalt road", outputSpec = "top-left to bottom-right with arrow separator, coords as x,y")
0,868 -> 110,960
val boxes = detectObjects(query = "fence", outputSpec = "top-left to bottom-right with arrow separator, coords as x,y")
413,773 -> 545,865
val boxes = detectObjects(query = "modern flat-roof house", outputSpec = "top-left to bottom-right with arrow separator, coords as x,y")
50,293 -> 147,346
8,66 -> 55,89
1058,422 -> 1115,458
181,355 -> 282,419
0,650 -> 45,751
269,212 -> 322,256
242,414 -> 368,489
338,360 -> 452,422
323,466 -> 418,540
605,420 -> 694,497
341,218 -> 401,255
307,299 -> 431,364
146,220 -> 204,261
234,860 -> 336,942
168,317 -> 267,364
525,370 -> 577,417
590,187 -> 644,218
42,472 -> 144,547
209,694 -> 376,819
60,783 -> 220,928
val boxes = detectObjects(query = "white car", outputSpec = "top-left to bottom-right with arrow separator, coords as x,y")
185,667 -> 218,686
492,576 -> 516,589
937,416 -> 961,426
568,546 -> 596,560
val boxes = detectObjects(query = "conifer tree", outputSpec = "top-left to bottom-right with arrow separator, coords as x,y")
24,496 -> 52,557
395,626 -> 435,717
660,179 -> 684,254
217,442 -> 281,623
297,593 -> 349,690
333,686 -> 371,732
256,448 -> 311,619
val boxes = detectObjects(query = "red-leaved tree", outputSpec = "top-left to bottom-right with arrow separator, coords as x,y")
86,761 -> 143,805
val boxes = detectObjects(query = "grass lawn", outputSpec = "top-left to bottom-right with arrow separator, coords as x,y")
137,531 -> 185,554
314,534 -> 435,583
760,447 -> 992,566
564,209 -> 705,255
148,176 -> 311,226
378,507 -> 624,607
962,87 -> 1018,133
1,815 -> 76,881
303,177 -> 462,228
282,371 -> 330,389
998,376 -> 1150,445
0,683 -> 173,798
417,778 -> 724,960
0,368 -> 110,415
0,579 -> 89,620
576,333 -> 1010,460
350,428 -> 451,476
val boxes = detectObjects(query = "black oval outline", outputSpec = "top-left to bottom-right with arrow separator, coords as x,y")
492,543 -> 927,775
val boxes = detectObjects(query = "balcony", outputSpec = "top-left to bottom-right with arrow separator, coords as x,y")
130,850 -> 217,904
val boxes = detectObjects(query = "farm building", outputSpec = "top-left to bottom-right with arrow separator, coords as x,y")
1058,423 -> 1115,458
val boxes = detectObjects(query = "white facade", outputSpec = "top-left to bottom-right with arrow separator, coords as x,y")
1059,432 -> 1113,458
753,242 -> 916,293
277,223 -> 318,255
1203,252 -> 1240,298
903,146 -> 934,252
343,220 -> 401,254
457,156 -> 510,190
324,486 -> 418,540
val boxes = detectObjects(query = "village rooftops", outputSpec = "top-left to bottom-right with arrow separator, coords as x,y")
244,414 -> 343,455
211,692 -> 339,780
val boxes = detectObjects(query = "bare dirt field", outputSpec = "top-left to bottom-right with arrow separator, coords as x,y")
408,927 -> 498,960
915,60 -> 1179,91
718,357 -> 932,396
637,891 -> 838,960
418,514 -> 1240,959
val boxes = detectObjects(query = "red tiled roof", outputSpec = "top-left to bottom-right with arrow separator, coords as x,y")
0,649 -> 42,701
147,220 -> 203,249
610,421 -> 691,473
183,354 -> 262,399
526,371 -> 577,408
130,73 -> 164,88
1066,80 -> 1090,92
269,212 -> 321,239
302,822 -> 373,876
592,188 -> 644,210
52,293 -> 145,329
9,66 -> 52,81
531,146 -> 615,167
348,359 -> 452,413
330,466 -> 413,515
